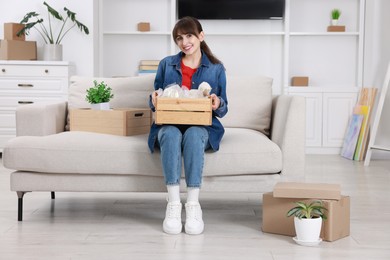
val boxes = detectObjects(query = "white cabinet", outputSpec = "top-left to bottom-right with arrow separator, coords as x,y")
289,88 -> 358,153
0,61 -> 72,152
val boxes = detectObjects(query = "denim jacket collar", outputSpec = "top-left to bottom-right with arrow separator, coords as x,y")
168,51 -> 211,70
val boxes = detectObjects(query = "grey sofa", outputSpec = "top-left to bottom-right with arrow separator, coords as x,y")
3,74 -> 305,221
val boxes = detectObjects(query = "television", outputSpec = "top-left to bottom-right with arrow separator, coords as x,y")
178,0 -> 285,20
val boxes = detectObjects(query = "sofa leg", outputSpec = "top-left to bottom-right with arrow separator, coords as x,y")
17,191 -> 26,222
51,192 -> 55,200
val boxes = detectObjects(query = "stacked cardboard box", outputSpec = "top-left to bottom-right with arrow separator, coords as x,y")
0,23 -> 37,60
262,182 -> 350,242
70,108 -> 152,136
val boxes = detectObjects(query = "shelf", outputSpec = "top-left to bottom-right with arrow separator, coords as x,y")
287,86 -> 360,93
206,32 -> 285,36
289,32 -> 359,36
103,31 -> 171,36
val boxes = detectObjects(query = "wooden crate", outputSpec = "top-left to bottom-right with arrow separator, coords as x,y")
70,108 -> 151,136
155,98 -> 212,125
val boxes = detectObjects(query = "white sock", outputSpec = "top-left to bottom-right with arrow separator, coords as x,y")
187,187 -> 200,203
167,185 -> 180,203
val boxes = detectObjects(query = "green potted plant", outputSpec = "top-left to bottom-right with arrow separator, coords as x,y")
86,80 -> 114,110
287,200 -> 327,246
17,1 -> 89,61
331,9 -> 341,25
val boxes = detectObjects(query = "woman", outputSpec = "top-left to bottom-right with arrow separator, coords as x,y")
148,16 -> 228,235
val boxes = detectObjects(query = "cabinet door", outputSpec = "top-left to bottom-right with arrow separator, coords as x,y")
323,93 -> 358,147
290,92 -> 322,147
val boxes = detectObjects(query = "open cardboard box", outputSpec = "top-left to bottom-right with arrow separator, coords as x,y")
262,182 -> 350,242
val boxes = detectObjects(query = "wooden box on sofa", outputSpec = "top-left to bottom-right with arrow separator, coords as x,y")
155,97 -> 212,125
70,108 -> 151,136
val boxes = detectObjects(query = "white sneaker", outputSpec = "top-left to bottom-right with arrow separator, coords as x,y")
185,201 -> 204,235
163,201 -> 182,234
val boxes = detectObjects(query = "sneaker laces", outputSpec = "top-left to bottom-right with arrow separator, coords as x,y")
186,203 -> 202,221
166,202 -> 182,219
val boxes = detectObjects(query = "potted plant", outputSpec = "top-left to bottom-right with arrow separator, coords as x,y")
17,1 -> 89,61
287,200 -> 327,246
331,9 -> 341,25
86,80 -> 114,110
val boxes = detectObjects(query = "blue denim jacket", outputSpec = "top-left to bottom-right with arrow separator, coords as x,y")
148,51 -> 228,152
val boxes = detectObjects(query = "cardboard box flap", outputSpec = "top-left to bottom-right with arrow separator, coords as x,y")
273,182 -> 341,200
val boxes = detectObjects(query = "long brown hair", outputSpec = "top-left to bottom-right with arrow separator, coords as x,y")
172,16 -> 222,64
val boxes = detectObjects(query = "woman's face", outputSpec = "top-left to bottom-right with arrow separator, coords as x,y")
175,31 -> 204,56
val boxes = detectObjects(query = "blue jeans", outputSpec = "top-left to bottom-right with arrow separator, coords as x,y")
157,125 -> 210,188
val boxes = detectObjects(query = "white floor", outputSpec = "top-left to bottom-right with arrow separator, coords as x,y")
0,155 -> 389,260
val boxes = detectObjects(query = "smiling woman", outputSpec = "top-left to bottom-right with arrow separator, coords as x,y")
148,16 -> 228,236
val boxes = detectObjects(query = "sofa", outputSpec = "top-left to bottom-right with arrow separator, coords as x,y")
2,74 -> 305,221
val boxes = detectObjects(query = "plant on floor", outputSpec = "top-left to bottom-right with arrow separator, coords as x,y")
86,80 -> 114,105
287,200 -> 327,244
16,1 -> 89,44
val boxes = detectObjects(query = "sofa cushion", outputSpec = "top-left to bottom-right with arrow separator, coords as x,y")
3,128 -> 282,177
68,75 -> 155,110
220,75 -> 273,136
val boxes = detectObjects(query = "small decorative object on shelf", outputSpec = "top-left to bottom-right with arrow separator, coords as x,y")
287,200 -> 327,246
291,76 -> 309,87
17,1 -> 89,61
137,22 -> 150,32
85,80 -> 114,110
330,8 -> 341,25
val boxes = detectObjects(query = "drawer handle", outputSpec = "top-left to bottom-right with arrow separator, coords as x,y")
45,69 -> 49,73
18,101 -> 34,104
135,112 -> 144,117
1,68 -> 5,73
18,84 -> 34,88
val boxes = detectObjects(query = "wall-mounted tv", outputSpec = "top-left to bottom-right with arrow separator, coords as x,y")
178,0 -> 285,20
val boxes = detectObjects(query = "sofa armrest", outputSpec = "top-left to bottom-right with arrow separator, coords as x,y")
16,101 -> 67,136
271,95 -> 306,181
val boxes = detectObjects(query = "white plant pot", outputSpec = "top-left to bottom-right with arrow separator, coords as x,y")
43,44 -> 63,61
91,102 -> 110,110
294,216 -> 322,242
331,19 -> 339,26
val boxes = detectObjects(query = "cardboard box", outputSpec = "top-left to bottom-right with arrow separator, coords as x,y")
327,25 -> 346,32
262,192 -> 350,242
273,182 -> 341,200
291,76 -> 309,86
4,23 -> 25,41
0,40 -> 37,60
155,98 -> 212,126
137,22 -> 150,32
70,108 -> 152,136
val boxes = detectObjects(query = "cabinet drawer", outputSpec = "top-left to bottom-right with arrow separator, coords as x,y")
0,65 -> 68,77
0,96 -> 66,109
0,78 -> 67,93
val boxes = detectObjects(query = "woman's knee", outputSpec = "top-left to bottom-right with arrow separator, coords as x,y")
158,126 -> 182,143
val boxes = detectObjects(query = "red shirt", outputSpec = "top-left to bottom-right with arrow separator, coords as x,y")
181,60 -> 197,90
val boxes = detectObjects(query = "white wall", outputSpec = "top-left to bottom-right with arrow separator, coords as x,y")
364,0 -> 390,159
0,0 -> 96,76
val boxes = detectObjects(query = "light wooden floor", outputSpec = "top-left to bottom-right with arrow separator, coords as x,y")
0,155 -> 389,259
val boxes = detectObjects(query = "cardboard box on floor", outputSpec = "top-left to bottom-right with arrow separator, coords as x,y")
262,182 -> 350,242
70,108 -> 152,136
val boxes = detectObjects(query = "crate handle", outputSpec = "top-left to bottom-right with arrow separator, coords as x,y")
134,112 -> 144,117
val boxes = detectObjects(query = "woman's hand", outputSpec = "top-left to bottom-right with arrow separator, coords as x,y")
210,94 -> 220,110
151,91 -> 159,107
